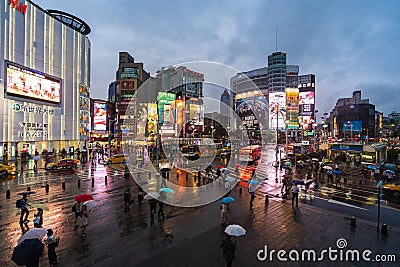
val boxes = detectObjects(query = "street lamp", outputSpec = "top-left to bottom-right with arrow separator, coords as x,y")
210,125 -> 214,140
313,123 -> 318,151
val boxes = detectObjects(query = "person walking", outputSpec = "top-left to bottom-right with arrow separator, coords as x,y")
149,199 -> 157,225
249,184 -> 256,210
138,186 -> 144,206
291,184 -> 299,207
124,188 -> 132,212
45,229 -> 60,266
72,201 -> 81,230
220,202 -> 230,226
157,200 -> 165,221
19,193 -> 31,225
80,204 -> 89,238
33,208 -> 43,228
220,234 -> 236,267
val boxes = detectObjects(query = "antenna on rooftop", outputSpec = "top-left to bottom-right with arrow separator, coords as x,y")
275,27 -> 278,51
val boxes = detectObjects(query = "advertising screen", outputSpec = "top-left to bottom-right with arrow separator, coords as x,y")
147,103 -> 158,134
299,91 -> 314,116
343,120 -> 362,131
236,96 -> 268,130
6,62 -> 61,104
286,88 -> 299,129
157,92 -> 176,123
268,92 -> 286,129
93,103 -> 107,131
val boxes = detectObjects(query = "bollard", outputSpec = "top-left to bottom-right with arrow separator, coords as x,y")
45,184 -> 49,193
381,224 -> 388,235
92,177 -> 94,187
186,173 -> 188,181
27,186 -> 31,192
239,187 -> 242,194
78,179 -> 81,188
176,173 -> 179,181
21,166 -> 23,173
265,194 -> 269,204
149,172 -> 151,180
105,175 -> 107,185
350,216 -> 357,227
194,175 -> 197,182
198,171 -> 201,180
6,189 -> 10,199
62,181 -> 65,190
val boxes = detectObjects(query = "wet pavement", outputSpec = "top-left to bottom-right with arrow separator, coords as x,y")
0,153 -> 399,266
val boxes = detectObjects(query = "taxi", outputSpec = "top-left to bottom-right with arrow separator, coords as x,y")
45,158 -> 80,170
382,183 -> 400,198
0,163 -> 17,178
105,154 -> 127,165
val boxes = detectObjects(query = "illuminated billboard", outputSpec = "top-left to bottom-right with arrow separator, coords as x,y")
5,61 -> 61,104
147,103 -> 158,134
236,96 -> 268,130
93,103 -> 107,131
299,91 -> 314,116
268,92 -> 286,129
157,92 -> 176,123
286,88 -> 299,129
343,120 -> 362,131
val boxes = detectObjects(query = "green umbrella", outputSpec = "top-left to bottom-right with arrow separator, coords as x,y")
284,161 -> 292,166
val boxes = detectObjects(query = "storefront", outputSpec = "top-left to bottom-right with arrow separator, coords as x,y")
0,2 -> 91,162
327,143 -> 387,165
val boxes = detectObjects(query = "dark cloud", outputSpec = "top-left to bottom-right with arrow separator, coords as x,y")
32,0 -> 400,116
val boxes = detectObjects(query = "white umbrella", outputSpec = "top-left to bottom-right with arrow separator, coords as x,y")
224,224 -> 246,237
18,228 -> 47,244
144,192 -> 160,200
224,176 -> 236,183
83,200 -> 96,210
323,166 -> 333,170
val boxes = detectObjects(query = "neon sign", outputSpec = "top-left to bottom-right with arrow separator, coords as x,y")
9,0 -> 27,15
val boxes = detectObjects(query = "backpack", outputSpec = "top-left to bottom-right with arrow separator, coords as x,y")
16,199 -> 23,208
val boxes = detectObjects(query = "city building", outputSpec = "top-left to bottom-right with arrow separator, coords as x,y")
89,99 -> 114,145
0,1 -> 91,162
328,90 -> 380,140
111,52 -> 150,145
220,89 -> 232,117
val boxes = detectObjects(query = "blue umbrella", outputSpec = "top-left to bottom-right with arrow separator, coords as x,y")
11,238 -> 44,266
222,197 -> 235,204
333,170 -> 342,175
367,165 -> 377,170
224,177 -> 236,183
160,188 -> 174,193
160,168 -> 171,172
248,180 -> 260,185
291,180 -> 305,185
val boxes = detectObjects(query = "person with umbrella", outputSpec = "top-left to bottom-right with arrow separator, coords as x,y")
33,208 -> 43,228
221,198 -> 233,226
45,228 -> 60,266
137,186 -> 144,206
19,193 -> 31,226
123,188 -> 132,212
249,183 -> 256,210
291,183 -> 299,207
80,204 -> 89,238
220,234 -> 236,267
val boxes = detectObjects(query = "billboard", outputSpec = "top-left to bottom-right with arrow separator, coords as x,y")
298,91 -> 314,116
5,61 -> 61,104
343,120 -> 362,131
286,88 -> 299,129
236,96 -> 268,130
147,103 -> 158,134
93,102 -> 107,131
157,92 -> 176,123
268,92 -> 286,129
121,67 -> 139,79
189,104 -> 204,132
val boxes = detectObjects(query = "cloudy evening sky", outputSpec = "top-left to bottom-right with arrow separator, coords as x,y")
33,0 -> 400,118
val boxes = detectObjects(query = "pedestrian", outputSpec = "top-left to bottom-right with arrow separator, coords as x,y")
45,228 -> 60,266
161,172 -> 167,188
19,193 -> 31,225
216,168 -> 221,178
220,202 -> 230,226
291,184 -> 299,207
138,186 -> 144,206
124,188 -> 132,212
157,200 -> 165,221
33,208 -> 43,228
149,198 -> 157,225
281,178 -> 288,198
220,234 -> 236,267
80,204 -> 89,238
249,184 -> 256,210
72,201 -> 81,230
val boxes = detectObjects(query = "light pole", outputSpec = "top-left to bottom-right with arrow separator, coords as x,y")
285,119 -> 290,157
210,125 -> 214,140
313,123 -> 318,151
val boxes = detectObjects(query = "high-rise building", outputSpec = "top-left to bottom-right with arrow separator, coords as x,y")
112,52 -> 150,144
220,89 -> 232,116
268,52 -> 287,93
286,65 -> 299,88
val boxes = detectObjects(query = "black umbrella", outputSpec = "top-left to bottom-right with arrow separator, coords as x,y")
291,180 -> 305,185
160,167 -> 171,172
11,238 -> 44,266
17,191 -> 36,195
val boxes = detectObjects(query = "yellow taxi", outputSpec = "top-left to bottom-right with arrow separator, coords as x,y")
382,183 -> 400,198
45,158 -> 80,170
0,163 -> 17,178
105,154 -> 127,165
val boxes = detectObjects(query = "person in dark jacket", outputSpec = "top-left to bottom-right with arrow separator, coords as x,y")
19,193 -> 31,225
124,188 -> 132,211
45,229 -> 60,266
220,234 -> 236,267
157,200 -> 165,221
149,199 -> 157,224
138,186 -> 144,206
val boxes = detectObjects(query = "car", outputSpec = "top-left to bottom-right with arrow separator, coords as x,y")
382,183 -> 400,198
45,158 -> 80,170
105,154 -> 127,165
0,164 -> 17,178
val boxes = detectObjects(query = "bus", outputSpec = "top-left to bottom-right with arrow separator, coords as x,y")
239,145 -> 261,162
